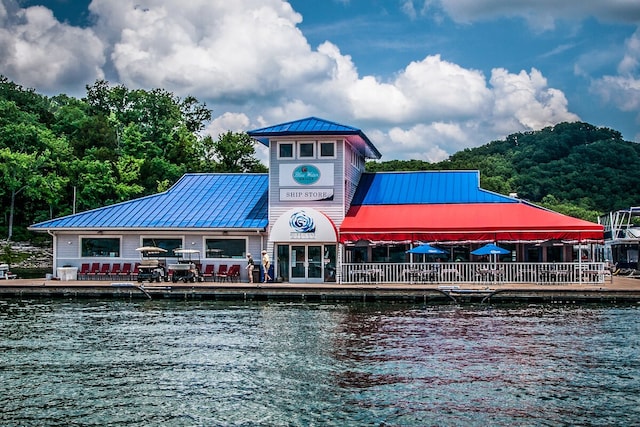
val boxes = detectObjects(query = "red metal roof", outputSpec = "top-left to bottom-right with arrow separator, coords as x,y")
340,202 -> 604,243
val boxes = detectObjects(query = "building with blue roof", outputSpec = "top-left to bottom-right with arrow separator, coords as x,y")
30,117 -> 603,284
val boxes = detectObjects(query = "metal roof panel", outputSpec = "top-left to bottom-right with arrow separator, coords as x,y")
30,174 -> 269,230
351,171 -> 516,205
248,117 -> 381,159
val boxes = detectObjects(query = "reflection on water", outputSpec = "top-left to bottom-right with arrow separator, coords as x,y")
1,300 -> 639,426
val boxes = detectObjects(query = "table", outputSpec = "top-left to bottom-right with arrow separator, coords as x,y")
57,267 -> 78,281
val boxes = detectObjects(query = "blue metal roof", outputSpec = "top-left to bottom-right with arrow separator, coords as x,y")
350,171 -> 517,205
248,116 -> 382,159
30,174 -> 269,230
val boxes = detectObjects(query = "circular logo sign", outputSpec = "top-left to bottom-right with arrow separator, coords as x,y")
292,165 -> 320,185
289,210 -> 316,233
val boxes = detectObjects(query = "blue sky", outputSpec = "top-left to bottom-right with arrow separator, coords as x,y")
3,0 -> 640,162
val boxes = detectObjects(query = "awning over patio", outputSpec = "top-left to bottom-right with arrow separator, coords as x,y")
340,202 -> 604,243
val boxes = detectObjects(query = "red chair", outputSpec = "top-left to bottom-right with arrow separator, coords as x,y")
227,265 -> 241,282
131,263 -> 140,281
87,263 -> 100,279
202,264 -> 215,282
120,263 -> 132,280
97,263 -> 111,280
109,263 -> 121,279
79,263 -> 90,280
215,264 -> 228,282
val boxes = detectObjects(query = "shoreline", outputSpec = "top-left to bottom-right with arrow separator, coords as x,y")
1,276 -> 639,304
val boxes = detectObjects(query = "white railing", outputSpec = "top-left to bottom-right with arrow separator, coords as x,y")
339,262 -> 609,285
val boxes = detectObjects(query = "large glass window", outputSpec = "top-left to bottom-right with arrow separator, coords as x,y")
206,239 -> 246,258
81,238 -> 120,257
142,238 -> 183,257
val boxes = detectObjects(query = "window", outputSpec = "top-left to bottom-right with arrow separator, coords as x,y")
320,142 -> 335,158
81,238 -> 120,257
278,142 -> 293,159
299,142 -> 315,158
206,239 -> 246,258
142,238 -> 183,257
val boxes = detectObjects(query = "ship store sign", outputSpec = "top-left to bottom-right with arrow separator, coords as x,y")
279,164 -> 334,201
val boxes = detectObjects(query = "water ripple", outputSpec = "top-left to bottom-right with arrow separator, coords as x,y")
1,300 -> 639,426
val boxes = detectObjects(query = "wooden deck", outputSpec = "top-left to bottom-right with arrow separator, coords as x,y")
0,275 -> 638,304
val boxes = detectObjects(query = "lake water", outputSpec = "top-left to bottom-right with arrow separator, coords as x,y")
1,299 -> 639,426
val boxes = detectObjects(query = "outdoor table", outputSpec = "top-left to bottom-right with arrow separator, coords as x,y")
56,267 -> 78,281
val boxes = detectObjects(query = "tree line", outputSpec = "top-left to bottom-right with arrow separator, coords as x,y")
367,122 -> 637,222
0,76 -> 266,241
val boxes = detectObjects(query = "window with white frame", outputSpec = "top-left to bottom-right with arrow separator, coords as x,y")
319,141 -> 336,158
298,142 -> 315,158
205,238 -> 247,258
81,237 -> 120,257
141,238 -> 183,257
278,142 -> 294,159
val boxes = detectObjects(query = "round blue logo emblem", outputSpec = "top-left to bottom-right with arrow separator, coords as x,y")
292,165 -> 320,185
289,210 -> 316,233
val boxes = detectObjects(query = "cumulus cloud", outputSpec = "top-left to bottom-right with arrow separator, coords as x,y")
0,0 -> 583,161
489,68 -> 579,133
89,0 -> 332,100
0,0 -> 105,95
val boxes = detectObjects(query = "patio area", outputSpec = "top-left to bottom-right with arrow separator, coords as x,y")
340,261 -> 610,285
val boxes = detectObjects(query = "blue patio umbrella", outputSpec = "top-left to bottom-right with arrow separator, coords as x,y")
471,243 -> 510,256
407,244 -> 446,255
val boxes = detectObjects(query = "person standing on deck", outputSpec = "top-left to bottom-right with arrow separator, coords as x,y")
246,253 -> 255,283
261,250 -> 271,283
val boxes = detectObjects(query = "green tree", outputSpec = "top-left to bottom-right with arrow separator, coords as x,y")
205,131 -> 267,173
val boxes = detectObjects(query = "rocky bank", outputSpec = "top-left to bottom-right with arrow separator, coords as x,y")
1,240 -> 53,269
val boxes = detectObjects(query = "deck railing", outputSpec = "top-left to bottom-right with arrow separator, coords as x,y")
339,262 -> 609,285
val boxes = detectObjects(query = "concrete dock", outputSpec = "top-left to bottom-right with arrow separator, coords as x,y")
1,276 -> 640,304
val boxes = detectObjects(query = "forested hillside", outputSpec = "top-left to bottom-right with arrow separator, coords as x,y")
0,77 -> 265,242
367,122 -> 637,222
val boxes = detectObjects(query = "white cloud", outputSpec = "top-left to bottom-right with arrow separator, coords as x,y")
206,112 -> 251,139
590,29 -> 640,123
489,68 -> 579,133
386,122 -> 469,162
89,0 -> 332,100
0,0 -> 583,161
0,1 -> 105,95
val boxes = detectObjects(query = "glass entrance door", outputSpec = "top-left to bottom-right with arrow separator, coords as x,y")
290,245 -> 323,281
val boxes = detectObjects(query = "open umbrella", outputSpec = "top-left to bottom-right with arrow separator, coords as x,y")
406,243 -> 445,255
471,243 -> 510,256
472,243 -> 510,269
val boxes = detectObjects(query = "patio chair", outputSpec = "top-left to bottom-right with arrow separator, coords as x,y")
215,264 -> 228,282
201,264 -> 215,282
97,263 -> 111,280
227,264 -> 241,282
120,263 -> 132,280
109,263 -> 121,280
131,263 -> 140,281
86,263 -> 100,279
78,263 -> 90,280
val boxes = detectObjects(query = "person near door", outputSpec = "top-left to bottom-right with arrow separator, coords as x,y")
246,253 -> 255,283
261,250 -> 271,283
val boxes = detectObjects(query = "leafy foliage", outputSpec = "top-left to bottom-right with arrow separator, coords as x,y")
0,76 -> 265,240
